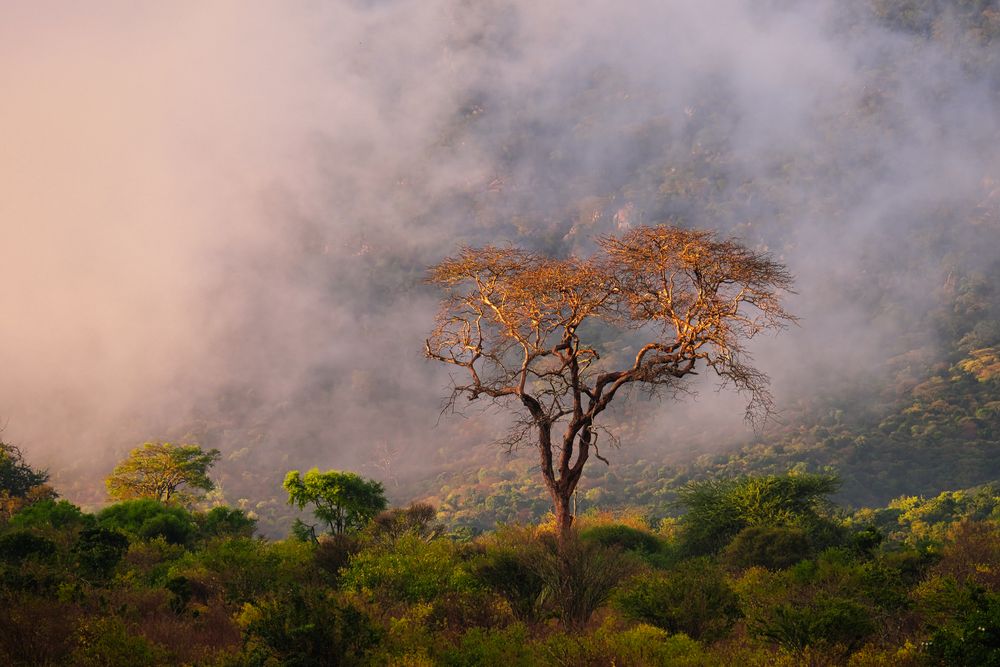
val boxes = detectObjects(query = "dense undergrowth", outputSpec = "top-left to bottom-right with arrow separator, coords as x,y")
2,466 -> 999,665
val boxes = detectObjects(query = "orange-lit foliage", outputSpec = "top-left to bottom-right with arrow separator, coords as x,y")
426,225 -> 795,536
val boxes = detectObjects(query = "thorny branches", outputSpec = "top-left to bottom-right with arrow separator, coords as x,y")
424,225 -> 796,529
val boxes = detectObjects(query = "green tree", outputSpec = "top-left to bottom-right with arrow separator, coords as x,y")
0,442 -> 49,498
104,442 -> 220,505
283,469 -> 387,536
0,441 -> 55,522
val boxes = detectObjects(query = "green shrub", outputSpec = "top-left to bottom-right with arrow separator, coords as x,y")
8,499 -> 94,533
473,527 -> 547,623
539,622 -> 707,666
342,533 -> 476,605
924,590 -> 1000,666
753,595 -> 875,655
440,624 -> 534,667
0,530 -> 56,564
98,500 -> 195,545
533,533 -> 638,630
238,588 -> 379,666
71,617 -> 170,666
722,526 -> 811,571
197,506 -> 256,539
614,557 -> 739,641
580,524 -> 663,554
74,527 -> 129,581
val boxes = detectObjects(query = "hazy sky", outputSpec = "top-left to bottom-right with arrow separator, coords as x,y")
2,1 -> 998,504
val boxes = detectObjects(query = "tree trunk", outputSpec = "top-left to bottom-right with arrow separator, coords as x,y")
552,487 -> 574,540
536,420 -> 576,541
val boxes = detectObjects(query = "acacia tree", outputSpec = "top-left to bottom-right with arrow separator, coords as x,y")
425,225 -> 795,538
105,442 -> 220,505
283,469 -> 387,536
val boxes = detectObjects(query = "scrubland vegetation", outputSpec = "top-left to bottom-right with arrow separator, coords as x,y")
2,440 -> 999,666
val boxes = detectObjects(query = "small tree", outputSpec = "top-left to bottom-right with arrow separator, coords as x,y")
283,469 -> 387,536
425,225 -> 795,538
105,442 -> 220,505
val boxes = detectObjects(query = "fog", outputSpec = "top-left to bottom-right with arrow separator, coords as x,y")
2,1 -> 997,508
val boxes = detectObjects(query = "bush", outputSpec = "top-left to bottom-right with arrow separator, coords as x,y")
238,588 -> 380,666
539,622 -> 707,666
8,499 -> 94,533
71,617 -> 171,666
98,500 -> 195,545
533,533 -> 638,630
473,527 -> 547,623
174,537 -> 309,606
439,624 -> 534,667
0,530 -> 56,564
197,507 -> 256,540
753,595 -> 875,656
0,591 -> 79,665
614,557 -> 740,641
924,590 -> 1000,667
722,526 -> 812,571
74,527 -> 129,581
342,534 -> 477,606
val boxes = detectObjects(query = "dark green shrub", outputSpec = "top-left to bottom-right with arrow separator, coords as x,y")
925,590 -> 1000,666
580,524 -> 663,554
722,525 -> 811,570
98,500 -> 195,545
0,531 -> 56,564
74,527 -> 129,581
533,533 -> 637,630
474,529 -> 546,623
197,506 -> 256,539
614,557 -> 739,641
753,595 -> 875,655
8,499 -> 93,532
239,588 -> 380,666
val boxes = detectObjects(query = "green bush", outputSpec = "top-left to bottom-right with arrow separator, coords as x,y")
753,595 -> 875,655
440,624 -> 535,667
722,526 -> 811,571
342,533 -> 477,605
73,527 -> 129,581
580,524 -> 663,554
98,500 -> 195,545
197,506 -> 256,539
0,530 -> 56,564
533,533 -> 638,630
924,590 -> 1000,666
238,588 -> 379,666
539,622 -> 707,666
8,499 -> 94,533
614,557 -> 739,641
71,617 -> 170,667
473,527 -> 546,623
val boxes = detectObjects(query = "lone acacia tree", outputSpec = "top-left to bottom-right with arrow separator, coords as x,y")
425,225 -> 795,538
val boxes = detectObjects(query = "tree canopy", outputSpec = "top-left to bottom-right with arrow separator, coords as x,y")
283,469 -> 387,536
105,442 -> 221,505
425,225 -> 795,536
0,442 -> 49,499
